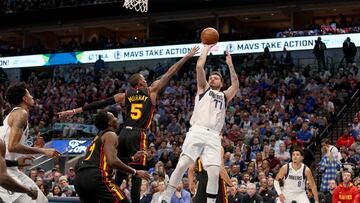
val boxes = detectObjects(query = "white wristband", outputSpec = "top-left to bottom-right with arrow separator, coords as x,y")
132,168 -> 137,175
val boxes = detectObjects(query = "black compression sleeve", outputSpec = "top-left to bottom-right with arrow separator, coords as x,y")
82,97 -> 116,111
5,159 -> 18,167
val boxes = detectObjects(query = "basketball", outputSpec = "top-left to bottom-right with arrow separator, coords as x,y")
201,27 -> 219,44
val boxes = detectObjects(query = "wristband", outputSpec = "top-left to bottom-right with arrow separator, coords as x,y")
5,160 -> 18,167
132,168 -> 137,175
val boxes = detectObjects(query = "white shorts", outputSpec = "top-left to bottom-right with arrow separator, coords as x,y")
276,192 -> 310,203
0,167 -> 48,203
181,125 -> 221,167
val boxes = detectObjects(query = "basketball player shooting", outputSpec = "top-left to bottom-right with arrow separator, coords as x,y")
161,44 -> 239,203
57,46 -> 199,203
274,148 -> 319,203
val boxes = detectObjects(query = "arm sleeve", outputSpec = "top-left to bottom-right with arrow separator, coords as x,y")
82,97 -> 116,111
274,180 -> 282,195
5,160 -> 18,167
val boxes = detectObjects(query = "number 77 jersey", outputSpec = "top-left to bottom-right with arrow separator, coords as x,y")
190,87 -> 227,133
124,88 -> 155,129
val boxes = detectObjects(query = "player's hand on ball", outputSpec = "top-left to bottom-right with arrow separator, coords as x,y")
17,155 -> 35,167
27,187 -> 38,200
135,170 -> 151,181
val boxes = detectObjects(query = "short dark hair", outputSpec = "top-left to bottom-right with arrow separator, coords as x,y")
129,73 -> 143,87
6,82 -> 27,105
94,111 -> 110,131
321,138 -> 330,144
292,147 -> 304,156
209,71 -> 224,83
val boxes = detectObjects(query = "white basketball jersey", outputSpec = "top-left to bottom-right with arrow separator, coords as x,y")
190,87 -> 226,132
0,107 -> 29,160
283,162 -> 307,193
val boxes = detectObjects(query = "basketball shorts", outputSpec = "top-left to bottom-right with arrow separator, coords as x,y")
0,167 -> 48,203
75,167 -> 129,203
182,125 -> 221,167
118,127 -> 147,166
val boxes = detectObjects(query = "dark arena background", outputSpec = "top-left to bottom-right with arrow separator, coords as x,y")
0,0 -> 360,202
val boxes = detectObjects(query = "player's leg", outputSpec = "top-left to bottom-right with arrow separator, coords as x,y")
74,169 -> 98,203
216,179 -> 227,203
115,129 -> 129,186
97,178 -> 129,203
127,129 -> 147,203
10,169 -> 48,203
201,133 -> 222,203
194,174 -> 208,203
161,129 -> 205,203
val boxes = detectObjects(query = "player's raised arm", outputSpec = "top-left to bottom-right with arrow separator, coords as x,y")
195,45 -> 213,94
57,93 -> 125,118
305,167 -> 319,203
223,51 -> 239,103
150,46 -> 199,98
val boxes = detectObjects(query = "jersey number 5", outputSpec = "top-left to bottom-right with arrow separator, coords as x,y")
131,103 -> 143,120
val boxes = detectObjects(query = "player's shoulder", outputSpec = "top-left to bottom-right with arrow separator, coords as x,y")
12,108 -> 28,117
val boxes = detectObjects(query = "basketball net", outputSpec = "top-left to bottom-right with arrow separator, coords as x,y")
123,0 -> 148,12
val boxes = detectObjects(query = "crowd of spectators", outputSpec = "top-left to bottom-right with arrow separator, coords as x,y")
0,49 -> 357,201
0,0 -> 120,13
276,15 -> 360,38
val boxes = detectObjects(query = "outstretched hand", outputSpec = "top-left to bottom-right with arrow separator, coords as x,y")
56,109 -> 76,119
225,51 -> 233,66
186,46 -> 200,58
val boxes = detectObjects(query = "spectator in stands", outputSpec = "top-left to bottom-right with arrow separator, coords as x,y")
340,150 -> 356,169
266,149 -> 281,174
332,171 -> 358,203
151,180 -> 166,203
94,55 -> 105,72
348,123 -> 359,140
48,184 -> 66,197
258,177 -> 276,203
242,183 -> 263,202
351,135 -> 360,154
336,129 -> 355,148
170,182 -> 190,203
59,176 -> 76,197
228,178 -> 243,203
322,138 -> 341,161
342,37 -> 357,65
313,37 -> 327,70
296,122 -> 313,145
275,143 -> 290,165
65,167 -> 76,185
140,179 -> 152,203
319,146 -> 340,192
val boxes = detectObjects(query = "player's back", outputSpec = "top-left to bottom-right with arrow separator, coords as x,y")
124,87 -> 154,129
283,162 -> 306,193
79,130 -> 112,176
0,107 -> 29,160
